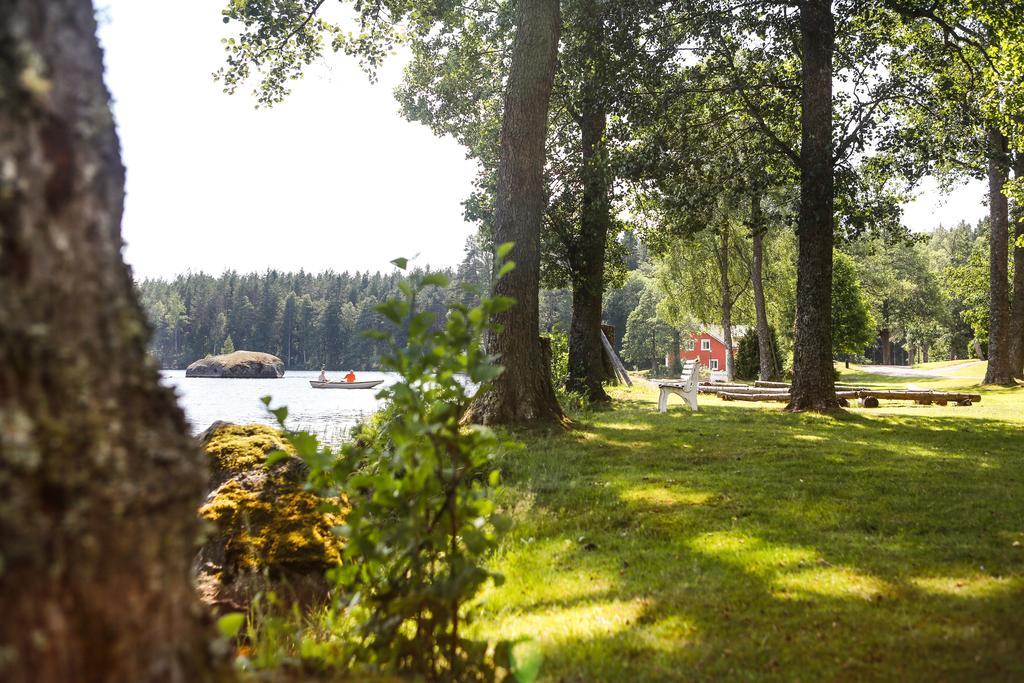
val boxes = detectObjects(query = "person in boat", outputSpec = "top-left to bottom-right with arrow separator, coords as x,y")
318,367 -> 328,382
344,370 -> 356,383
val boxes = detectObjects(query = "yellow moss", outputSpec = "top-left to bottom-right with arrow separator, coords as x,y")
199,424 -> 344,576
203,423 -> 292,474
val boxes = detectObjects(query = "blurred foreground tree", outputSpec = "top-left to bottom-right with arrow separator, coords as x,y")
0,1 -> 212,681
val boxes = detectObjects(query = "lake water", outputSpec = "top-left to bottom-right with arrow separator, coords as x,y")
160,370 -> 395,445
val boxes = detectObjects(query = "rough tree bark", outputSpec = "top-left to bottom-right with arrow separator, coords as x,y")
787,0 -> 840,411
566,103 -> 611,402
1008,153 -> 1024,378
880,325 -> 892,365
983,128 -> 1015,385
464,0 -> 566,425
750,192 -> 780,381
669,328 -> 682,375
0,2 -> 213,682
715,227 -> 735,381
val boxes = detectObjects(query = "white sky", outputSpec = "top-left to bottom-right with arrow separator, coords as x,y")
97,1 -> 988,280
98,0 -> 479,280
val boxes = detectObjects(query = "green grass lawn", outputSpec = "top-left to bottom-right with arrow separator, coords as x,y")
476,369 -> 1024,681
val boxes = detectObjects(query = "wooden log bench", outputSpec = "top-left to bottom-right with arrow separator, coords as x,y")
718,389 -> 981,406
657,360 -> 700,413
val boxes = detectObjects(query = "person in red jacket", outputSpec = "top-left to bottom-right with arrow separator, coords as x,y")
344,370 -> 356,383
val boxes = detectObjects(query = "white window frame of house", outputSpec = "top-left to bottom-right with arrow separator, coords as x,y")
684,339 -> 695,351
710,359 -> 719,370
700,339 -> 711,351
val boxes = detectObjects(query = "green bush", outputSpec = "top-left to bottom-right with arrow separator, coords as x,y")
548,325 -> 569,389
259,251 -> 523,680
734,327 -> 784,381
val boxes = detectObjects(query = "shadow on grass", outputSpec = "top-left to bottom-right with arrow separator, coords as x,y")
485,401 -> 1024,681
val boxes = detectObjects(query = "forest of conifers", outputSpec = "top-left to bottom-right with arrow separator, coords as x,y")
139,217 -> 993,373
138,233 -> 631,369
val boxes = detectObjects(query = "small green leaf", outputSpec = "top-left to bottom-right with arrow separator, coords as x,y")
390,257 -> 409,270
216,612 -> 245,638
492,513 -> 512,532
421,272 -> 450,288
470,363 -> 504,384
510,639 -> 543,683
265,449 -> 289,467
496,241 -> 515,260
496,260 -> 516,279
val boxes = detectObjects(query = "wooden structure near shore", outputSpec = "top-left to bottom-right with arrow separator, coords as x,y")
696,381 -> 980,407
601,328 -> 633,387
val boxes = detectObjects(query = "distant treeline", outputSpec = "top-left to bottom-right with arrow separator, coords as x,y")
135,232 -> 648,370
137,260 -> 490,370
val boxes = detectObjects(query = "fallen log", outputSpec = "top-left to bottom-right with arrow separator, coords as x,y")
719,392 -> 790,402
853,390 -> 981,403
698,385 -> 787,394
719,389 -> 981,404
753,380 -> 890,391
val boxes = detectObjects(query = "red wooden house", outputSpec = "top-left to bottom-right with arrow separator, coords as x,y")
670,327 -> 745,379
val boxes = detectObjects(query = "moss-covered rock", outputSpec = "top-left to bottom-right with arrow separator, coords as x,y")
201,423 -> 294,484
194,423 -> 344,609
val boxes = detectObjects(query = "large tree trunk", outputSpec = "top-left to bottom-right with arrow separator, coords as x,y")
750,193 -> 779,381
716,228 -> 735,381
465,0 -> 565,425
788,0 -> 840,411
1008,153 -> 1024,378
983,128 -> 1015,385
0,2 -> 213,682
566,102 -> 611,403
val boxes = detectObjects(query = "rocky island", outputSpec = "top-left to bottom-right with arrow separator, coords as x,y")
184,350 -> 285,378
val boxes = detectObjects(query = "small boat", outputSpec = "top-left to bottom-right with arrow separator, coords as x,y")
309,379 -> 384,390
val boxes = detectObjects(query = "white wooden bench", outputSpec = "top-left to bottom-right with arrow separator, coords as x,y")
657,360 -> 700,413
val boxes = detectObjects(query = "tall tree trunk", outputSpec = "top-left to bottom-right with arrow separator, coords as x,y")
983,128 -> 1014,385
750,193 -> 779,381
716,228 -> 735,381
922,342 -> 930,364
1008,153 -> 1024,378
880,327 -> 892,365
0,2 -> 213,681
465,0 -> 565,425
669,328 -> 682,375
651,330 -> 658,374
788,0 -> 839,411
566,102 -> 610,402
